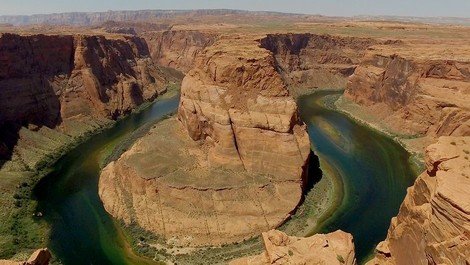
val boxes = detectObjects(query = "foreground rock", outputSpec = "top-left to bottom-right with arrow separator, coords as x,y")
0,248 -> 51,265
99,35 -> 310,246
367,136 -> 470,265
229,230 -> 356,265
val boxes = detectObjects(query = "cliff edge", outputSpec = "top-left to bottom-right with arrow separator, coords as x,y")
367,136 -> 470,265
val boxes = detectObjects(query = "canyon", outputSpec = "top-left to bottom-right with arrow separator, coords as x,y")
99,34 -> 311,246
0,32 -> 171,171
0,14 -> 470,265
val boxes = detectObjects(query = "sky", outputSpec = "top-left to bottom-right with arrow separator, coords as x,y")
0,0 -> 470,18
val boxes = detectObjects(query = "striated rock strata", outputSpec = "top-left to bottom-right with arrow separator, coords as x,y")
345,52 -> 470,138
229,230 -> 356,265
260,33 -> 376,94
142,30 -> 217,73
367,136 -> 470,265
99,35 -> 310,246
0,33 -> 168,168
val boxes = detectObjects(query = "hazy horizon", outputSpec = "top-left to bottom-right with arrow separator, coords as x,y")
0,0 -> 470,18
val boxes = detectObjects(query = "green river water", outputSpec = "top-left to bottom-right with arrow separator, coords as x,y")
31,90 -> 417,264
298,91 -> 417,263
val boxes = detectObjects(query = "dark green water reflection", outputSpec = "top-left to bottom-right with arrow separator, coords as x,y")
33,95 -> 179,265
298,91 -> 417,263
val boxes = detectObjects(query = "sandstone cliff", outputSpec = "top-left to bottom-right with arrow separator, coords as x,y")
142,30 -> 217,73
367,137 -> 470,265
260,33 -> 376,94
229,230 -> 356,265
99,35 -> 311,246
0,248 -> 51,265
0,33 -> 168,169
345,52 -> 470,138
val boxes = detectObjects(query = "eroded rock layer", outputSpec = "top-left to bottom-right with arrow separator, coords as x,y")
142,30 -> 218,73
368,137 -> 470,265
229,230 -> 356,265
345,52 -> 470,138
99,35 -> 310,246
0,33 -> 168,167
260,33 -> 376,93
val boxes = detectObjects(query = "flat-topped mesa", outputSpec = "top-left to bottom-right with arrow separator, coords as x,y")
178,35 -> 310,179
229,230 -> 356,265
367,137 -> 470,265
99,35 -> 310,247
345,52 -> 470,138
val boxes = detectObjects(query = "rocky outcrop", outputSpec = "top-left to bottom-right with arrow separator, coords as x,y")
0,248 -> 51,265
178,35 -> 310,179
260,34 -> 376,93
229,230 -> 356,265
345,53 -> 470,138
99,35 -> 310,246
0,33 -> 168,166
367,136 -> 470,265
142,30 -> 217,73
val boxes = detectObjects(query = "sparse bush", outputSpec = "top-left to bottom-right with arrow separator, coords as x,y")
337,254 -> 345,264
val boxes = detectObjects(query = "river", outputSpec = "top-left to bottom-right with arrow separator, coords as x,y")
33,94 -> 179,265
298,91 -> 417,263
32,90 -> 417,264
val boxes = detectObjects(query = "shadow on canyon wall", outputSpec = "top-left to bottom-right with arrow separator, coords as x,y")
0,34 -> 70,169
303,151 -> 323,197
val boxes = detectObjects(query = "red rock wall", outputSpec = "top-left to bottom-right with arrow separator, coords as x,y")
0,33 -> 167,161
259,33 -> 376,90
345,54 -> 470,137
142,30 -> 217,73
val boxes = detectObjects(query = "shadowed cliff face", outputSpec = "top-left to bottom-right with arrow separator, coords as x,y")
0,33 -> 168,167
259,33 -> 377,93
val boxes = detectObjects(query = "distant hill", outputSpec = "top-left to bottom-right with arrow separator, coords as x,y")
0,9 -> 306,26
355,15 -> 470,26
2,9 -> 469,27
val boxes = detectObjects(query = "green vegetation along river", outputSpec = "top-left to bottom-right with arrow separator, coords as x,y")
33,93 -> 180,265
30,89 -> 417,264
298,91 -> 418,263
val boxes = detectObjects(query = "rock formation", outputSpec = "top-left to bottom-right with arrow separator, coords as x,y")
367,136 -> 470,265
178,36 -> 310,175
0,33 -> 168,167
229,230 -> 356,265
260,33 -> 376,94
345,52 -> 470,138
142,30 -> 217,73
0,248 -> 51,265
99,35 -> 311,246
